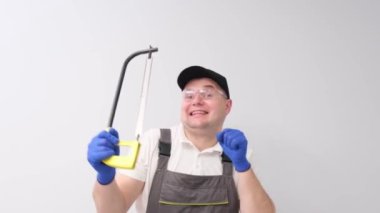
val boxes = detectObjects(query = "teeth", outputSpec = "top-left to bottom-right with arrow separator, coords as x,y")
191,110 -> 207,115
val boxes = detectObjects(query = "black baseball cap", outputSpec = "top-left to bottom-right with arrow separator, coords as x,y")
177,66 -> 230,99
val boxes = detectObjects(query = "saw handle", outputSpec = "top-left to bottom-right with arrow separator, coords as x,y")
102,140 -> 140,169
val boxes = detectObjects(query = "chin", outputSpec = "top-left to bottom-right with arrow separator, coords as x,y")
186,121 -> 212,130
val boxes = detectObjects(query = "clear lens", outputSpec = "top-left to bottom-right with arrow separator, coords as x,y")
182,88 -> 226,101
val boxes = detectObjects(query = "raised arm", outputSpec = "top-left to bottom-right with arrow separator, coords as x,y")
88,129 -> 144,213
93,174 -> 144,213
217,128 -> 275,213
237,169 -> 275,213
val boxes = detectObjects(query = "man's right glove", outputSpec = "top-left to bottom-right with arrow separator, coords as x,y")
87,128 -> 120,185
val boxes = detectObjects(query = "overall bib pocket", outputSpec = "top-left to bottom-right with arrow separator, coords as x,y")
158,172 -> 229,206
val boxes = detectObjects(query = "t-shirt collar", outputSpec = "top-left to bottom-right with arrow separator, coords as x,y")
179,123 -> 223,154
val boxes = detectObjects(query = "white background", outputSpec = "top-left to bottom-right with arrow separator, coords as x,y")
0,0 -> 379,212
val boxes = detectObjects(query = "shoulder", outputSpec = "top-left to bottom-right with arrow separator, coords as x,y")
140,128 -> 160,141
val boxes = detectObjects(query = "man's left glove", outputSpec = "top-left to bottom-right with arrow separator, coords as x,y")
217,128 -> 251,172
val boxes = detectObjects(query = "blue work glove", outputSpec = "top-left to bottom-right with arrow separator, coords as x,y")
87,128 -> 120,185
217,128 -> 251,172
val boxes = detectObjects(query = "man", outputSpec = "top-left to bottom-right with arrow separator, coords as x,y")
87,66 -> 275,212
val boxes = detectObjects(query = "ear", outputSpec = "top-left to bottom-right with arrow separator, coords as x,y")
225,99 -> 232,114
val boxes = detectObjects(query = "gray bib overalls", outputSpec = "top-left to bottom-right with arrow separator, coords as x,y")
146,129 -> 240,213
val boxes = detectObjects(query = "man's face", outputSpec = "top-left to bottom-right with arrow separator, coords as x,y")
180,78 -> 232,132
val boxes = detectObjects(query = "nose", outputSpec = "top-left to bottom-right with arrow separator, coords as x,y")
191,93 -> 204,105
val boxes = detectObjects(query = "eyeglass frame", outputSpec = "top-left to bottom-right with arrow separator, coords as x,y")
182,86 -> 228,101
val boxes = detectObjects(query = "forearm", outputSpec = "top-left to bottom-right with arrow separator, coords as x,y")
238,169 -> 275,213
93,180 -> 127,213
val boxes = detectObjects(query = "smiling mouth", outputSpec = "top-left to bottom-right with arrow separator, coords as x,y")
190,110 -> 208,116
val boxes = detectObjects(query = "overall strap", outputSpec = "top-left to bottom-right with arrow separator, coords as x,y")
159,128 -> 171,156
221,152 -> 231,163
221,153 -> 233,176
146,128 -> 172,213
154,128 -> 172,171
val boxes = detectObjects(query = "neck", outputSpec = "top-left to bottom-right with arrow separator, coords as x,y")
183,126 -> 221,151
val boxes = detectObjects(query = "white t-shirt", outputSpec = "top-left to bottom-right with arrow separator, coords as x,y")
119,123 -> 253,212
